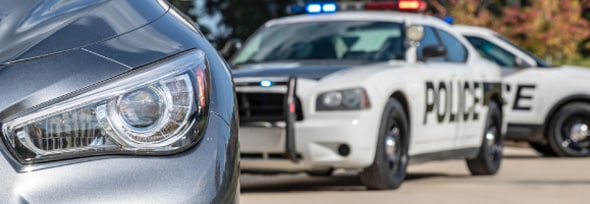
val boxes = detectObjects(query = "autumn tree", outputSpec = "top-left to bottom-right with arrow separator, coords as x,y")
500,0 -> 590,64
448,0 -> 503,28
447,0 -> 590,65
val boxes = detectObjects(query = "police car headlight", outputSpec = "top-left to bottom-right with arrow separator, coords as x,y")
316,88 -> 370,111
1,50 -> 209,163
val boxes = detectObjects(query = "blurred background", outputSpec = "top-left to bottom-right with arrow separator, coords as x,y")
167,0 -> 590,66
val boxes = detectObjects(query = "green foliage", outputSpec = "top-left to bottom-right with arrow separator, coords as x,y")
167,0 -> 211,35
203,0 -> 293,46
167,0 -> 197,21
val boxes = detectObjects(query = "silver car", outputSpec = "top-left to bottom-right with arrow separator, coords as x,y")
0,0 -> 239,203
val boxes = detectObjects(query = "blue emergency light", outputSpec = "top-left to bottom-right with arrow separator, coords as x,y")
322,3 -> 337,13
443,16 -> 455,25
306,3 -> 322,13
290,1 -> 338,14
260,80 -> 273,88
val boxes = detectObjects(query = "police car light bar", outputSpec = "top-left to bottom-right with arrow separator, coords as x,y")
288,0 -> 426,15
340,0 -> 426,12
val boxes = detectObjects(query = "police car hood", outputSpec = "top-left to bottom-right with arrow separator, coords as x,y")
318,61 -> 401,84
0,0 -> 168,64
232,60 -> 376,80
558,65 -> 590,79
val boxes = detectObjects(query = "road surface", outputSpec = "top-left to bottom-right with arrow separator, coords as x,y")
240,147 -> 590,204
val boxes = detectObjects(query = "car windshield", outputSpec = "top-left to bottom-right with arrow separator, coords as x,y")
232,21 -> 406,65
465,36 -> 519,67
494,34 -> 551,67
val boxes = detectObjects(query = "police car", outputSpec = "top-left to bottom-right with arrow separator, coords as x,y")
230,0 -> 504,190
456,25 -> 590,157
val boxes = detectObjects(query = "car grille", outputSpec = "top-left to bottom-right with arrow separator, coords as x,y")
237,92 -> 303,123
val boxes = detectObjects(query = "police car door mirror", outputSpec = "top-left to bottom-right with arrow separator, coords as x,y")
221,38 -> 243,60
406,25 -> 425,43
422,45 -> 447,59
514,58 -> 530,68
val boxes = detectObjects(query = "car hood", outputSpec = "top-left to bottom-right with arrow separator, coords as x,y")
231,61 -> 373,80
559,65 -> 590,79
0,0 -> 168,64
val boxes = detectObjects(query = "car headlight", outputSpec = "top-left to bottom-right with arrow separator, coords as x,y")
1,50 -> 210,163
316,88 -> 370,111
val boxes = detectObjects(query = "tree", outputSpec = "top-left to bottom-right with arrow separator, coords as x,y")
167,0 -> 211,35
578,0 -> 590,57
204,0 -> 294,46
500,0 -> 590,63
168,0 -> 198,21
448,0 -> 590,65
448,0 -> 502,28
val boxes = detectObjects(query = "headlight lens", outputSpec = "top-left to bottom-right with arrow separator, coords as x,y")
117,87 -> 166,129
316,88 -> 370,111
1,50 -> 209,163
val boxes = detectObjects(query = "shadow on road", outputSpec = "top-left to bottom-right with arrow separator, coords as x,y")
503,154 -> 544,159
513,180 -> 590,185
240,172 -> 467,193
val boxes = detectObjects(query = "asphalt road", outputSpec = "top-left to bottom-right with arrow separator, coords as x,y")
240,147 -> 590,204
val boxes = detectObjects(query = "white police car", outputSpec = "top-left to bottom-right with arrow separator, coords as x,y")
456,25 -> 590,157
230,1 -> 505,190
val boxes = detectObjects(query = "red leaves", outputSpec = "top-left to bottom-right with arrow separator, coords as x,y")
451,0 -> 590,64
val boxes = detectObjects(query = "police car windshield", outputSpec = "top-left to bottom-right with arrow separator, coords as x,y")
494,35 -> 551,68
233,21 -> 405,65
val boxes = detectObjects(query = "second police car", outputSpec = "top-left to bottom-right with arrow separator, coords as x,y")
229,0 -> 505,190
456,25 -> 590,157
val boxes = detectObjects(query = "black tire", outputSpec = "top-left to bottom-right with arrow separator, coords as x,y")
360,99 -> 409,190
466,101 -> 503,175
528,142 -> 557,157
547,103 -> 590,157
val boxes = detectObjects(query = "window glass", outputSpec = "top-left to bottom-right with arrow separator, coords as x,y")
417,26 -> 444,61
465,36 -> 517,67
494,35 -> 550,67
232,21 -> 405,65
437,30 -> 467,62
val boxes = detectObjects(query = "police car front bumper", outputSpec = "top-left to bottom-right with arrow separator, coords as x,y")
240,111 -> 380,172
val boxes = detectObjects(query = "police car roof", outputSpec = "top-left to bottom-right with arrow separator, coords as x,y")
265,11 -> 442,27
453,25 -> 498,37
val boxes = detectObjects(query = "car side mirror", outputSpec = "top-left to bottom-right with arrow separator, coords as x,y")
514,58 -> 530,68
220,38 -> 243,60
421,45 -> 447,60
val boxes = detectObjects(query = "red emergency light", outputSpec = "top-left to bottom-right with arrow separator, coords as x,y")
365,2 -> 396,10
398,0 -> 427,11
364,0 -> 426,12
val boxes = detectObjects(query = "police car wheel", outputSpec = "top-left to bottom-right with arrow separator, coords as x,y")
466,101 -> 503,175
547,103 -> 590,157
360,99 -> 408,190
528,142 -> 557,157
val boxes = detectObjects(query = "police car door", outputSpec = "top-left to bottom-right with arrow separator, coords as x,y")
464,35 -> 541,125
414,25 -> 461,153
434,29 -> 488,150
